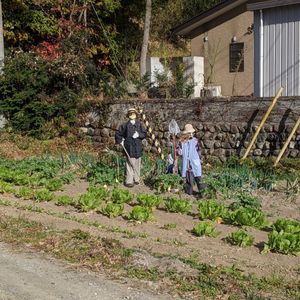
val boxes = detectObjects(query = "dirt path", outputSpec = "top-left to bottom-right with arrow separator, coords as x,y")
0,242 -> 179,300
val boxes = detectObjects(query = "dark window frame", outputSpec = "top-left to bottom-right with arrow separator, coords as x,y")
229,42 -> 244,73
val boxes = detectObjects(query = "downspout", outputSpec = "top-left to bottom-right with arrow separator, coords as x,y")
0,0 -> 4,74
259,9 -> 264,97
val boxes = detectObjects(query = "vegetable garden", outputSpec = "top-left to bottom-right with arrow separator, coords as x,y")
0,152 -> 299,299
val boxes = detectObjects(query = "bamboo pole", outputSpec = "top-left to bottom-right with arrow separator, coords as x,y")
241,86 -> 284,160
274,116 -> 300,167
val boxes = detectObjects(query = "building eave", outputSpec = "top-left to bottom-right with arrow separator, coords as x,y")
248,0 -> 300,11
172,0 -> 249,38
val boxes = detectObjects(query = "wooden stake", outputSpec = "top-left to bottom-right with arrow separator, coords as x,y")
274,116 -> 300,166
241,86 -> 284,160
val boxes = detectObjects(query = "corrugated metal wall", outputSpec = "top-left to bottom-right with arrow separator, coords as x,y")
254,4 -> 300,97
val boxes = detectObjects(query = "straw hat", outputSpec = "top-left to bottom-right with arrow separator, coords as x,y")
182,124 -> 195,134
127,107 -> 137,116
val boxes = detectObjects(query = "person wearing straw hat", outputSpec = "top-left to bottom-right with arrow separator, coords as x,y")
177,123 -> 204,196
115,108 -> 147,187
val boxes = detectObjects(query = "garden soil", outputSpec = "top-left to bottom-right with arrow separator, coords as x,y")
0,180 -> 299,282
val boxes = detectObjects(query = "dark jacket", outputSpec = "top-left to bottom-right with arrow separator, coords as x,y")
115,120 -> 147,158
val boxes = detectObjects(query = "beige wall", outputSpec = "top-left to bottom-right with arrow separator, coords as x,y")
191,11 -> 254,96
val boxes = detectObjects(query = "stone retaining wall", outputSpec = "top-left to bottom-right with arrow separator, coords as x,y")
81,97 -> 300,160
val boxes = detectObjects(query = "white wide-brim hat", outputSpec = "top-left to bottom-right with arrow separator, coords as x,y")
127,107 -> 137,116
182,124 -> 195,134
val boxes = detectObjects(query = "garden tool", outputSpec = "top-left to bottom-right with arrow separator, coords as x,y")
168,119 -> 180,174
121,142 -> 135,169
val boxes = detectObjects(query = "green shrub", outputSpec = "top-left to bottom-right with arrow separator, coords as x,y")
137,193 -> 161,208
164,197 -> 192,214
192,221 -> 220,238
0,52 -> 81,137
226,229 -> 254,247
34,188 -> 54,202
101,202 -> 124,218
111,188 -> 132,204
128,206 -> 154,223
198,200 -> 227,221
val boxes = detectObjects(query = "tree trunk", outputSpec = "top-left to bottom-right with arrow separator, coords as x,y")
140,0 -> 151,78
0,0 -> 4,72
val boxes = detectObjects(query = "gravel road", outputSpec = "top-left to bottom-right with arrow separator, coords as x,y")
0,243 -> 179,300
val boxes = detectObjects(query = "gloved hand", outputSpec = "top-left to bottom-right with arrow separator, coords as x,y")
132,131 -> 139,139
120,138 -> 125,146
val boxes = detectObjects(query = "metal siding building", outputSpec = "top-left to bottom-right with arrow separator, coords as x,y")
253,4 -> 300,97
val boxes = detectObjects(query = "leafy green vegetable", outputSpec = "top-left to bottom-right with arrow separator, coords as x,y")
229,192 -> 261,210
263,230 -> 300,255
87,185 -> 109,200
0,181 -> 16,194
272,218 -> 300,234
111,188 -> 132,204
15,186 -> 34,199
128,206 -> 154,223
137,193 -> 161,208
192,221 -> 220,237
229,207 -> 267,229
55,195 -> 74,206
153,174 -> 184,193
59,172 -> 75,184
13,174 -> 30,186
162,223 -> 177,230
87,161 -> 122,185
34,188 -> 54,202
101,202 -> 124,218
164,197 -> 192,214
198,200 -> 227,221
45,178 -> 64,191
226,229 -> 254,247
77,193 -> 101,212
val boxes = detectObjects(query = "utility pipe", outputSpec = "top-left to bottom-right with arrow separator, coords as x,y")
241,86 -> 284,160
259,9 -> 264,97
0,0 -> 4,73
274,116 -> 300,166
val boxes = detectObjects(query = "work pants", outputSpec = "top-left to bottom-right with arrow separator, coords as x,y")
185,170 -> 203,195
126,157 -> 141,185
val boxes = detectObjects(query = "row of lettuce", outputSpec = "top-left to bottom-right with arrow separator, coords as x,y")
0,156 -> 299,256
1,177 -> 299,256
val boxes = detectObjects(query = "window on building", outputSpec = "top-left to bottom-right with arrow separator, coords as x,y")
229,42 -> 244,72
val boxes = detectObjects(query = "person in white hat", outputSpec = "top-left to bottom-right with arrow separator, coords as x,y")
177,124 -> 204,196
115,108 -> 147,187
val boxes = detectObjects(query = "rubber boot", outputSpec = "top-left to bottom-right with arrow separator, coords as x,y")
184,170 -> 193,195
195,176 -> 206,197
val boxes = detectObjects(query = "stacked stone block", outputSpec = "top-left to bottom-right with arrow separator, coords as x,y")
80,97 -> 300,160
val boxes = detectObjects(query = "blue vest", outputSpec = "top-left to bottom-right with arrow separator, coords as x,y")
180,137 -> 202,178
